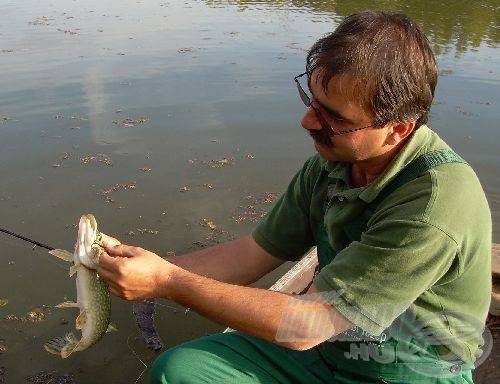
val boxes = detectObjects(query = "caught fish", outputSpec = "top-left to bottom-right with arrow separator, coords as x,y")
44,214 -> 114,358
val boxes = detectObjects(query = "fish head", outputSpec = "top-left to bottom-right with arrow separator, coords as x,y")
74,214 -> 104,269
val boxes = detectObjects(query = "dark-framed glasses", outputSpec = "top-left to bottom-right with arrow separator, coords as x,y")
293,72 -> 378,137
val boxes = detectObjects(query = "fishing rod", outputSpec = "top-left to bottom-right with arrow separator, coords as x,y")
0,226 -> 54,251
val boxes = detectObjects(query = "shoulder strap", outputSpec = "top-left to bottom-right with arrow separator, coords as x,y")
344,148 -> 468,242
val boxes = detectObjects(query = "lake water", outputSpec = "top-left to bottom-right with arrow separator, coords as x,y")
0,0 -> 498,382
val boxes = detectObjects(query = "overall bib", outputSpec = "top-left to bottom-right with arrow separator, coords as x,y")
314,149 -> 475,383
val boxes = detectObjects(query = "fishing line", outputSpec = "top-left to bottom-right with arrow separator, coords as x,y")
126,333 -> 149,384
0,235 -> 68,271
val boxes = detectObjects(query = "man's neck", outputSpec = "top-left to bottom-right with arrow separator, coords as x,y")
350,142 -> 406,187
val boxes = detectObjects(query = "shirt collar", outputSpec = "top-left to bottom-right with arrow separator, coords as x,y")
320,125 -> 433,203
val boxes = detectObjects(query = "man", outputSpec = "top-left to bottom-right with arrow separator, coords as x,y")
96,10 -> 492,383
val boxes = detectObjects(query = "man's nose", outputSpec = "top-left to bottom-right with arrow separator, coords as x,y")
301,107 -> 323,131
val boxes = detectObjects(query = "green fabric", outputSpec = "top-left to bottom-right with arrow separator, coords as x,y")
252,125 -> 492,364
150,332 -> 475,383
342,148 -> 467,243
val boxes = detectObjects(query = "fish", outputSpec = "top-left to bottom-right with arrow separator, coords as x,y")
44,214 -> 114,358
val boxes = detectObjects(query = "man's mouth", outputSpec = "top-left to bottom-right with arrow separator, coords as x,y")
308,130 -> 333,148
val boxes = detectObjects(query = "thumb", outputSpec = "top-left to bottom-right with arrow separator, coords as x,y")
105,243 -> 138,258
97,250 -> 117,271
100,233 -> 121,249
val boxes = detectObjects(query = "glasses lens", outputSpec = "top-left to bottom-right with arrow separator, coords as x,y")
295,79 -> 311,107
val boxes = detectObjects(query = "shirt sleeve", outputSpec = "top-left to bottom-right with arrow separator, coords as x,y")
314,218 -> 459,336
251,156 -> 321,261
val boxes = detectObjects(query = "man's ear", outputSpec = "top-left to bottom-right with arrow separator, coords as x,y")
386,121 -> 416,145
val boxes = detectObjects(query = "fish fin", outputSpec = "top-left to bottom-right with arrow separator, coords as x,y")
75,310 -> 87,330
55,301 -> 79,309
44,332 -> 80,359
49,249 -> 74,262
69,265 -> 78,277
106,323 -> 118,333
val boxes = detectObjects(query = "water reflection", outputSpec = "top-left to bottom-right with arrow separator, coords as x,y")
209,0 -> 499,54
0,1 -> 498,383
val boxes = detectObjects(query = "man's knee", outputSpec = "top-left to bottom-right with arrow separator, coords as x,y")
149,345 -> 194,384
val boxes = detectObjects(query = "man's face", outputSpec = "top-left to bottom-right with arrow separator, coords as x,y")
301,71 -> 392,163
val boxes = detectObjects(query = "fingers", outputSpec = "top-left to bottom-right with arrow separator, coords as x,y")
96,251 -> 118,272
100,233 -> 121,249
107,244 -> 139,258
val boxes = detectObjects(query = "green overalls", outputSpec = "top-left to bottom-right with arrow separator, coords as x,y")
313,148 -> 475,383
150,149 -> 476,384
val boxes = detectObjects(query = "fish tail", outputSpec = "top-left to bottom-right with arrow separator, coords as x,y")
44,332 -> 80,358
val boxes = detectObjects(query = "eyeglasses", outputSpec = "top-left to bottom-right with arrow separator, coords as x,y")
294,72 -> 378,141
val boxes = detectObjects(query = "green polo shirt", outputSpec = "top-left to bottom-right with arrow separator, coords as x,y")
252,125 -> 492,363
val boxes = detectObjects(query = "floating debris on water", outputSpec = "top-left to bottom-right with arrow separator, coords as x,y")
112,117 -> 149,127
440,69 -> 453,76
3,306 -> 49,323
57,28 -> 79,35
0,299 -> 7,307
202,183 -> 213,189
193,218 -> 234,248
29,16 -> 54,26
0,343 -> 6,353
26,306 -> 49,322
52,152 -> 71,169
179,186 -> 190,192
102,182 -> 137,195
455,106 -> 476,117
101,182 -> 136,203
177,47 -> 194,53
136,228 -> 159,235
245,153 -> 255,159
80,154 -> 113,166
188,157 -> 235,168
140,166 -> 152,173
0,116 -> 11,124
207,157 -> 234,167
232,192 -> 278,223
70,115 -> 87,121
26,370 -> 75,384
127,228 -> 159,236
200,218 -> 217,230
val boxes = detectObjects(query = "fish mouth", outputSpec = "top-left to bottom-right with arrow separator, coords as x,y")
84,214 -> 98,234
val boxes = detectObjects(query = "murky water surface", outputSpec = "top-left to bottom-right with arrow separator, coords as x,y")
0,0 -> 498,382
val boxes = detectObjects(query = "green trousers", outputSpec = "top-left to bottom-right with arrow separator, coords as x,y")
149,332 -> 474,384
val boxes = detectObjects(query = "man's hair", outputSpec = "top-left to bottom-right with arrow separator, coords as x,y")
306,10 -> 438,128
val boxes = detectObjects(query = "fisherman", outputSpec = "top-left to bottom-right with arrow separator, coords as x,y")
96,10 -> 492,383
